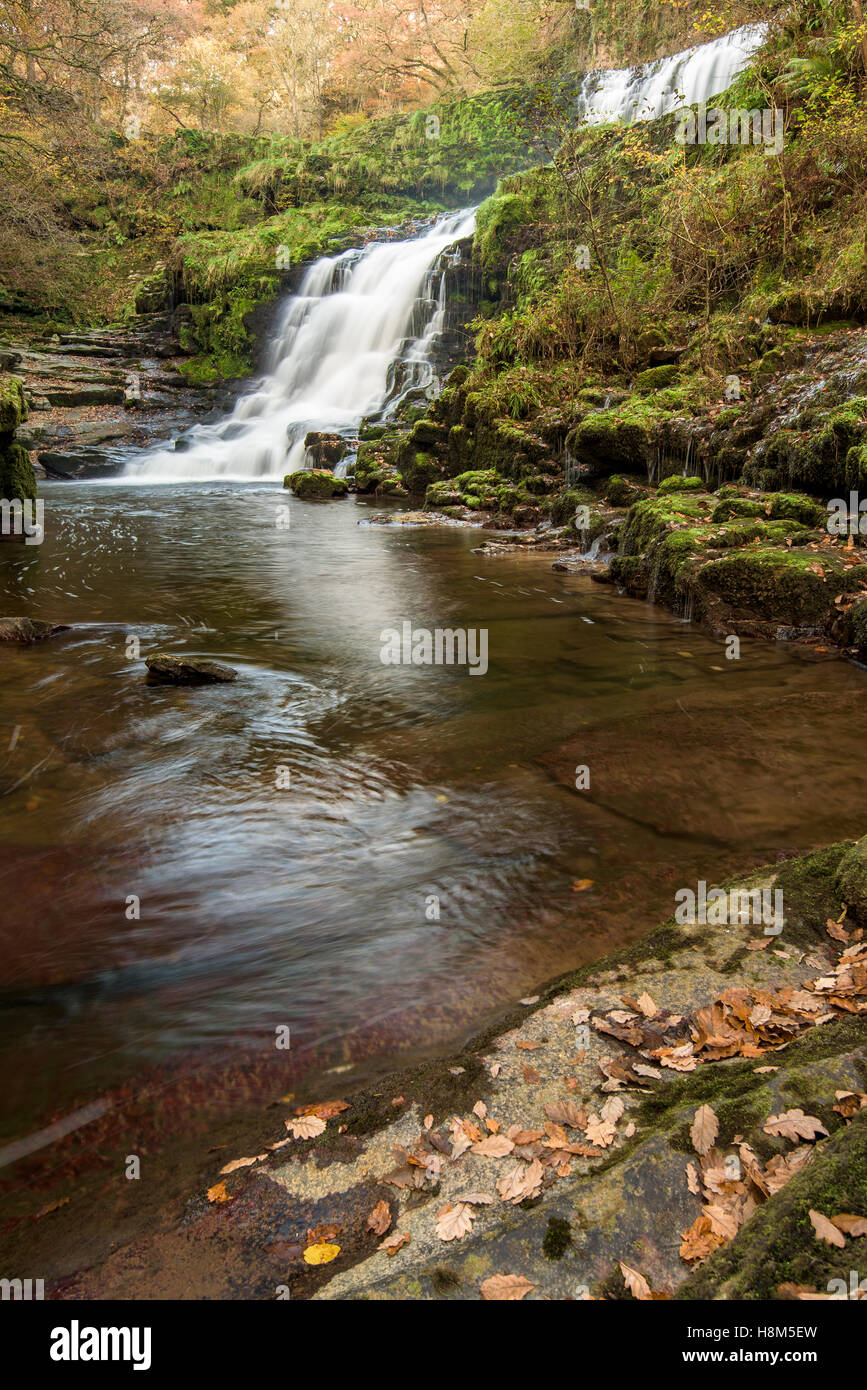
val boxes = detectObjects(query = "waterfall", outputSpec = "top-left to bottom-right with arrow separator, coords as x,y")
576,23 -> 767,126
125,208 -> 476,482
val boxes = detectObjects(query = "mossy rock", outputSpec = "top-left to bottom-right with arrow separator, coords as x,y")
678,1108 -> 867,1299
0,375 -> 28,436
549,488 -> 595,527
0,442 -> 37,503
693,548 -> 847,627
634,365 -> 680,393
604,474 -> 644,507
657,475 -> 705,495
284,470 -> 348,500
399,450 -> 440,495
567,411 -> 649,477
835,836 -> 867,926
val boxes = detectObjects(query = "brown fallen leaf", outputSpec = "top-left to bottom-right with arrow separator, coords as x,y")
679,1215 -> 725,1263
497,1158 -> 543,1204
620,1261 -> 651,1300
36,1196 -> 70,1219
366,1200 -> 391,1236
636,992 -> 658,1018
286,1115 -> 327,1140
763,1109 -> 828,1142
480,1273 -> 535,1301
472,1135 -> 515,1158
435,1202 -> 474,1241
572,879 -> 594,892
516,1040 -> 541,1051
809,1209 -> 846,1248
219,1155 -> 263,1175
521,1064 -> 541,1083
294,1099 -> 348,1119
690,1105 -> 719,1156
379,1231 -> 410,1256
831,1213 -> 867,1237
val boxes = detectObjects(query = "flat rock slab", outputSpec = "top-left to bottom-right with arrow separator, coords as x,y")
145,652 -> 238,685
0,617 -> 70,643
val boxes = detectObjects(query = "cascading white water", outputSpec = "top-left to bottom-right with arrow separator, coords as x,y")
126,208 -> 476,481
125,27 -> 766,484
576,23 -> 767,125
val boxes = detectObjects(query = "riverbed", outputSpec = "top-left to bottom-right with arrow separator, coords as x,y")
2,480 -> 867,1174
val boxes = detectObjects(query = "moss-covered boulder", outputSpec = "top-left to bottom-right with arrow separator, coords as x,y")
0,375 -> 28,435
657,474 -> 704,494
284,470 -> 348,499
0,442 -> 37,504
693,548 -> 851,628
834,836 -> 867,925
567,410 -> 649,477
634,364 -> 679,393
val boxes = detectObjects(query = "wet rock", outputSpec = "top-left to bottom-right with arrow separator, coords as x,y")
0,617 -> 70,643
145,652 -> 238,685
303,431 -> 349,467
285,470 -> 348,500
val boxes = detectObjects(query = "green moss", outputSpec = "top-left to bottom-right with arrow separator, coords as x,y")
0,375 -> 28,435
0,442 -> 37,503
834,836 -> 867,926
678,1110 -> 867,1299
542,1216 -> 572,1260
774,842 -> 851,947
658,475 -> 704,494
284,470 -> 348,499
694,547 -> 851,626
634,364 -> 680,393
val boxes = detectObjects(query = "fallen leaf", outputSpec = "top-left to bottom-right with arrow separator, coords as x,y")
219,1155 -> 262,1175
809,1209 -> 846,1248
572,879 -> 594,892
366,1200 -> 391,1236
286,1115 -> 327,1140
763,1109 -> 828,1142
206,1181 -> 230,1204
831,1213 -> 867,1237
435,1203 -> 474,1241
480,1273 -> 535,1301
690,1105 -> 719,1156
379,1232 -> 410,1256
620,1261 -> 651,1300
472,1135 -> 515,1158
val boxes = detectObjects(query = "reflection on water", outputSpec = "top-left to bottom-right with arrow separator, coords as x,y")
2,481 -> 867,1141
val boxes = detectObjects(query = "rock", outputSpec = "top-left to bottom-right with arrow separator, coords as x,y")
145,653 -> 238,685
0,617 -> 69,643
657,474 -> 705,494
0,442 -> 37,501
284,470 -> 349,499
835,835 -> 867,924
0,374 -> 28,433
303,431 -> 349,467
634,364 -> 680,392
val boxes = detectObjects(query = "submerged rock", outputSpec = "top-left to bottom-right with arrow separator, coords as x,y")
0,617 -> 69,643
145,652 -> 238,685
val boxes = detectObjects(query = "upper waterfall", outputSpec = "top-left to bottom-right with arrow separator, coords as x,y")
125,208 -> 476,482
576,23 -> 767,125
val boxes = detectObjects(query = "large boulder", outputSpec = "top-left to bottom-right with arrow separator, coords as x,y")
284,470 -> 348,500
0,617 -> 69,643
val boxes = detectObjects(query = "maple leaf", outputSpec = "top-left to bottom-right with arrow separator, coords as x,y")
763,1109 -> 828,1142
471,1135 -> 515,1158
479,1274 -> 535,1301
620,1261 -> 651,1300
809,1209 -> 846,1248
435,1202 -> 474,1241
690,1105 -> 719,1156
378,1232 -> 410,1256
286,1115 -> 327,1140
366,1200 -> 391,1236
